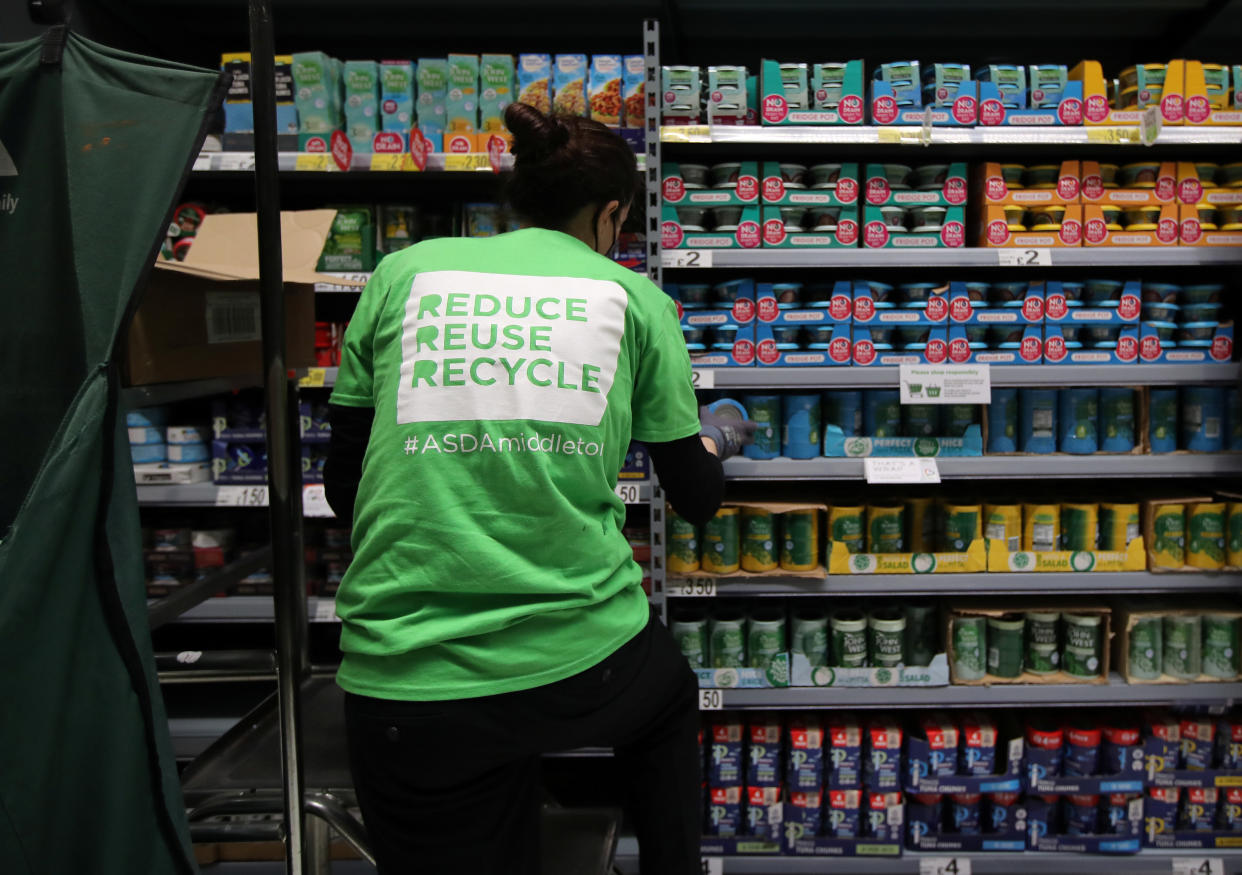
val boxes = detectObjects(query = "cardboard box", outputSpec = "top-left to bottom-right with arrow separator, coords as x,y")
377,60 -> 413,136
977,161 -> 1079,206
829,538 -> 987,575
133,463 -> 211,485
1114,603 -> 1242,684
125,211 -> 357,385
754,318 -> 852,367
221,53 -> 298,135
790,651 -> 950,687
977,78 -> 1085,126
977,203 -> 1083,248
588,54 -> 623,126
622,55 -> 645,128
1179,202 -> 1242,247
446,54 -> 479,133
516,54 -> 551,114
664,161 -> 760,206
416,58 -> 449,143
759,59 -> 867,125
552,54 -> 588,118
864,163 -> 969,208
291,52 -> 341,134
1080,160 -> 1188,204
661,65 -> 702,124
762,162 -> 860,208
1084,203 -> 1180,246
661,204 -> 763,249
1044,323 -> 1141,366
706,65 -> 749,125
1072,59 -> 1187,126
862,205 -> 967,249
762,205 -> 860,248
985,537 -> 1146,572
1044,279 -> 1141,323
871,78 -> 978,126
1184,61 -> 1242,126
687,322 -> 757,369
479,54 -> 515,133
1138,317 -> 1234,365
946,603 -> 1112,685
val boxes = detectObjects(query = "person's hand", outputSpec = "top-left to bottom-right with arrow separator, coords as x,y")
699,406 -> 758,461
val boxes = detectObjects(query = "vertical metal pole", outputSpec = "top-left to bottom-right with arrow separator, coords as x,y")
248,3 -> 308,873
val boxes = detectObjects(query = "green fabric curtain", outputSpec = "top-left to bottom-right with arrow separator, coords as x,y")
0,31 -> 225,874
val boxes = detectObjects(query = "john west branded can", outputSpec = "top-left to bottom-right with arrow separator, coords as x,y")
701,507 -> 740,574
1128,615 -> 1163,680
1188,502 -> 1227,570
781,509 -> 819,571
667,509 -> 700,574
740,507 -> 778,572
1099,502 -> 1141,551
709,611 -> 747,668
828,506 -> 865,554
1203,613 -> 1241,679
670,611 -> 708,668
951,616 -> 987,681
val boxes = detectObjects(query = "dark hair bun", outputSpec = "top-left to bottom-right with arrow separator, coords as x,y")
505,102 -> 570,160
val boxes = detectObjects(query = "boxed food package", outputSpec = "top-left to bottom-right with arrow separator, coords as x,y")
343,60 -> 379,152
977,203 -> 1084,248
553,54 -> 589,117
707,65 -> 749,125
622,54 -> 645,128
589,54 -> 623,126
479,54 -> 514,133
517,54 -> 552,113
316,206 -> 376,272
291,51 -> 341,134
416,58 -> 449,143
377,60 -> 413,139
1071,59 -> 1187,126
446,54 -> 479,134
1184,61 -> 1242,126
662,65 -> 702,123
759,59 -> 866,125
221,53 -> 298,135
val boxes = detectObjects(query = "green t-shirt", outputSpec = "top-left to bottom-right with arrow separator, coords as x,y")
330,227 -> 700,700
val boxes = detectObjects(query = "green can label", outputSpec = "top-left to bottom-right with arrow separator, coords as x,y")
748,618 -> 786,672
793,617 -> 830,667
742,510 -> 778,572
1128,617 -> 1163,679
1228,505 -> 1242,563
1027,643 -> 1059,675
830,508 -> 864,554
1026,615 -> 1060,646
1162,616 -> 1201,678
668,511 -> 697,538
903,605 -> 937,667
1063,645 -> 1101,678
1152,507 -> 1186,565
710,620 -> 746,668
868,506 -> 904,554
1188,504 -> 1226,566
1064,617 -> 1101,652
986,620 -> 1024,678
952,617 -> 987,679
781,510 -> 816,568
944,506 -> 981,552
702,511 -> 740,572
1203,615 -> 1239,679
832,618 -> 868,668
671,620 -> 708,668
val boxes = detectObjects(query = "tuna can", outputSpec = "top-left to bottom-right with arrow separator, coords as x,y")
709,611 -> 747,667
1128,615 -> 1163,680
1019,388 -> 1058,453
1188,502 -> 1227,570
987,388 -> 1018,453
944,404 -> 977,438
1064,794 -> 1100,836
1162,614 -> 1202,679
864,389 -> 902,438
741,394 -> 782,459
1187,787 -> 1220,832
780,508 -> 820,571
828,505 -> 865,555
1099,503 -> 1141,551
1102,725 -> 1143,775
943,503 -> 982,552
701,507 -> 740,574
747,609 -> 787,674
741,507 -> 779,572
1099,388 -> 1136,453
667,509 -> 701,574
950,793 -> 983,835
1202,613 -> 1240,679
986,792 -> 1021,834
986,614 -> 1025,678
671,612 -> 709,668
1064,612 -> 1102,653
983,504 -> 1022,553
1026,611 -> 1061,647
1058,388 -> 1099,454
1182,719 -> 1216,771
792,611 -> 830,668
832,610 -> 869,668
1060,502 -> 1099,551
904,497 -> 938,553
1228,502 -> 1242,567
1063,646 -> 1102,679
902,404 -> 941,438
1150,503 -> 1186,568
1148,387 -> 1179,453
1027,643 -> 1060,675
1023,503 -> 1061,553
1223,788 -> 1242,831
903,602 -> 938,667
907,794 -> 944,845
824,389 -> 863,437
1146,787 -> 1180,837
867,504 -> 905,553
869,609 -> 907,668
1064,722 -> 1103,777
1181,386 -> 1224,452
827,789 -> 862,838
1104,793 -> 1140,836
782,394 -> 822,459
952,616 -> 987,680
1027,723 -> 1066,775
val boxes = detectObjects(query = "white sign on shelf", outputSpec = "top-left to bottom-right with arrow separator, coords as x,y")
673,578 -> 717,598
690,369 -> 715,389
996,248 -> 1052,266
1171,859 -> 1224,875
313,599 -> 340,623
313,272 -> 372,292
614,482 -> 644,504
192,153 -> 214,172
302,484 -> 334,518
899,364 -> 992,405
698,689 -> 724,711
699,858 -> 724,875
661,249 -> 713,269
217,152 -> 256,172
864,458 -> 941,484
215,485 -> 269,507
920,857 -> 971,875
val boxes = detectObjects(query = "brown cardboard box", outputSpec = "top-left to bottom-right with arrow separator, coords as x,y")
1113,602 -> 1242,684
125,210 -> 363,385
946,602 -> 1111,686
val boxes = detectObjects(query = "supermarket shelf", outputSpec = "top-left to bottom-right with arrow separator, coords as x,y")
193,150 -> 645,174
122,375 -> 264,408
694,363 -> 1241,389
150,595 -> 337,624
663,248 -> 1242,269
717,676 -> 1242,709
661,123 -> 1242,147
722,453 -> 1242,480
673,571 -> 1242,598
147,548 -> 272,631
137,480 -> 651,507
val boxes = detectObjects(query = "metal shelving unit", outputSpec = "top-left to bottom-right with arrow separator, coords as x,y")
122,374 -> 265,408
692,363 -> 1241,388
192,149 -> 645,174
662,248 -> 1242,269
661,123 -> 1242,147
722,453 -> 1242,480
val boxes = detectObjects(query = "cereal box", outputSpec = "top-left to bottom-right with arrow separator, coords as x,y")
479,54 -> 514,133
622,54 -> 645,128
589,54 -> 623,126
446,54 -> 479,134
553,54 -> 589,117
416,58 -> 448,143
517,53 -> 552,113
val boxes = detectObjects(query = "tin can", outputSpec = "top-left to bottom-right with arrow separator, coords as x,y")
952,616 -> 987,680
1060,502 -> 1099,551
1064,722 -> 1103,777
944,405 -> 976,438
1148,387 -> 1179,453
667,509 -> 700,574
1150,503 -> 1186,568
1163,614 -> 1202,679
1019,388 -> 1058,454
1063,646 -> 1102,679
907,794 -> 944,845
986,614 -> 1025,678
1064,794 -> 1100,836
950,793 -> 983,835
1181,386 -> 1225,452
1063,612 -> 1101,651
867,504 -> 905,554
902,404 -> 941,438
1102,725 -> 1143,775
740,507 -> 779,572
1099,502 -> 1141,551
709,612 -> 747,668
671,612 -> 709,668
702,507 -> 740,574
1099,387 -> 1137,453
1223,788 -> 1242,832
903,602 -> 937,667
869,609 -> 906,668
747,609 -> 787,674
824,389 -> 863,437
1186,787 -> 1220,832
987,388 -> 1018,454
1027,643 -> 1060,675
828,506 -> 865,554
983,504 -> 1022,553
943,503 -> 982,552
1023,503 -> 1061,552
783,394 -> 822,459
1104,793 -> 1140,836
827,789 -> 862,837
1058,388 -> 1099,454
904,497 -> 937,553
986,792 -> 1021,834
741,394 -> 781,460
864,389 -> 902,438
1146,787 -> 1180,837
780,509 -> 819,571
1026,611 -> 1060,646
792,611 -> 830,668
1228,502 -> 1242,567
1128,615 -> 1163,680
1188,502 -> 1227,570
1202,613 -> 1240,679
832,610 -> 869,668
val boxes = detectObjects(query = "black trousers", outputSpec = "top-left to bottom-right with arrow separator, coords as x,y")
344,611 -> 701,875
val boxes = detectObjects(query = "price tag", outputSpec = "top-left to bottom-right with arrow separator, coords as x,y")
660,249 -> 712,268
218,152 -> 255,172
1086,127 -> 1126,144
313,599 -> 340,623
673,578 -> 717,598
313,271 -> 372,292
1172,860 -> 1224,875
997,248 -> 1052,266
698,688 -> 724,711
370,153 -> 409,172
864,458 -> 941,484
615,482 -> 644,504
661,125 -> 712,143
302,484 -> 334,518
690,369 -> 715,389
920,858 -> 971,875
1142,105 -> 1163,146
699,858 -> 724,875
899,364 -> 991,405
215,485 -> 268,507
444,153 -> 487,172
298,368 -> 327,388
192,153 -> 214,172
295,152 -> 334,171
877,128 -> 902,143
